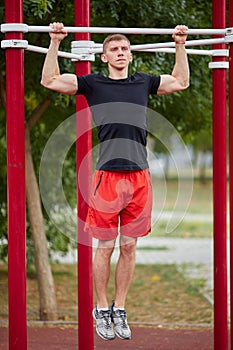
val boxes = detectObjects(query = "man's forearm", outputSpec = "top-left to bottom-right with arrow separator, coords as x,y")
172,44 -> 190,89
41,40 -> 61,86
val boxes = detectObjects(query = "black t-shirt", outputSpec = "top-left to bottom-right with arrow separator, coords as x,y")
77,73 -> 161,170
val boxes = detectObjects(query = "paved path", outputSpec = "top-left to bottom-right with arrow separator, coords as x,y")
135,237 -> 213,265
53,237 -> 214,266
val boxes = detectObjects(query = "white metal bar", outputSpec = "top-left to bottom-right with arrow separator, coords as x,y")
28,26 -> 228,35
26,44 -> 226,59
209,61 -> 229,69
25,44 -> 216,57
0,23 -> 228,35
91,46 -> 224,56
1,39 -> 28,49
141,48 -> 216,56
89,37 -> 226,55
142,48 -> 228,56
4,41 -> 226,59
27,44 -> 82,60
132,37 -> 226,50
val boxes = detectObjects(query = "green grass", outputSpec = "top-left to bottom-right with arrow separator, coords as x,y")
0,263 -> 213,324
151,178 -> 213,238
136,245 -> 170,251
152,178 -> 213,215
151,220 -> 213,238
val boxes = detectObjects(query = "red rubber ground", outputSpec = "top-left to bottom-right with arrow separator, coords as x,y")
0,326 -> 214,350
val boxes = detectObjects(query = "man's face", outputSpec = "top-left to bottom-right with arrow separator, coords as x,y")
101,40 -> 133,69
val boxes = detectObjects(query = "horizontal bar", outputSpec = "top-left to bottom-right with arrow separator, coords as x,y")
141,48 -> 219,56
3,38 -> 226,59
90,37 -> 226,54
0,23 -> 228,35
133,37 -> 226,50
25,43 -> 228,60
25,43 -> 221,59
2,38 -> 226,55
93,46 -> 224,56
158,48 -> 228,56
28,26 -> 228,35
27,45 -> 82,60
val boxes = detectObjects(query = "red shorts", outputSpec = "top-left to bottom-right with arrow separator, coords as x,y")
84,169 -> 152,240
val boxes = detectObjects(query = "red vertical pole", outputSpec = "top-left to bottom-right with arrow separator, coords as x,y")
229,0 -> 233,348
75,0 -> 94,349
212,0 -> 228,349
230,42 -> 233,348
4,0 -> 27,349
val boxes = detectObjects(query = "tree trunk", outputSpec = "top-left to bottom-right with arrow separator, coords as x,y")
25,125 -> 58,321
198,150 -> 208,184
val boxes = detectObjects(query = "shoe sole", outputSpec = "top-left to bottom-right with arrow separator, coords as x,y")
111,313 -> 131,340
114,329 -> 131,340
92,309 -> 115,341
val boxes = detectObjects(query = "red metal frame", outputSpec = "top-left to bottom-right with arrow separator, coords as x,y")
230,41 -> 233,349
3,0 -> 231,349
75,0 -> 94,349
5,0 -> 27,349
212,0 -> 228,349
229,0 -> 233,348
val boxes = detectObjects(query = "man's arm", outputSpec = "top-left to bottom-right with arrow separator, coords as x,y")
41,22 -> 78,95
157,25 -> 190,95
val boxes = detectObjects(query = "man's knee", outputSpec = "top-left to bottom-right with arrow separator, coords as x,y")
96,239 -> 115,258
119,235 -> 137,257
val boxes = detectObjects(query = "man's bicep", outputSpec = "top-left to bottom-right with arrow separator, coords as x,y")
57,73 -> 78,94
157,74 -> 177,95
43,73 -> 78,95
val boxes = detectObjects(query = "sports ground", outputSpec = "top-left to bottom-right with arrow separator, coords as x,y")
0,325 -> 214,349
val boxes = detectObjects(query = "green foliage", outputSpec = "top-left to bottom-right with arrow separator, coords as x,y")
91,0 -> 213,141
24,0 -> 56,19
0,0 -> 215,263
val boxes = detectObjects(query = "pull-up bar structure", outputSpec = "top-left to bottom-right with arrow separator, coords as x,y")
2,0 -> 233,349
1,23 -> 230,35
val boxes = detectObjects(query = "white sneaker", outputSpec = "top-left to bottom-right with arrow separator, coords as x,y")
111,302 -> 131,340
92,307 -> 115,340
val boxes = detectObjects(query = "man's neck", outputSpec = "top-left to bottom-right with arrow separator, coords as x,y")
108,67 -> 128,80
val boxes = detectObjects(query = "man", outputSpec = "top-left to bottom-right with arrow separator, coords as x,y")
41,22 -> 189,341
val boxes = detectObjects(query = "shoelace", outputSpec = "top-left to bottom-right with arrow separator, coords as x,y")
99,310 -> 112,329
114,310 -> 128,329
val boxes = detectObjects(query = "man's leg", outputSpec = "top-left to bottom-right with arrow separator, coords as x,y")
110,235 -> 136,339
114,235 -> 137,308
93,239 -> 116,340
93,239 -> 115,308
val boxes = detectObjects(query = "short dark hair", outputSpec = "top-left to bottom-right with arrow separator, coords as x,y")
103,34 -> 130,53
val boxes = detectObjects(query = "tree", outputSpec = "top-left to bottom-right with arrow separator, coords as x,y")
0,0 -> 76,321
25,100 -> 59,320
24,1 -> 77,321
